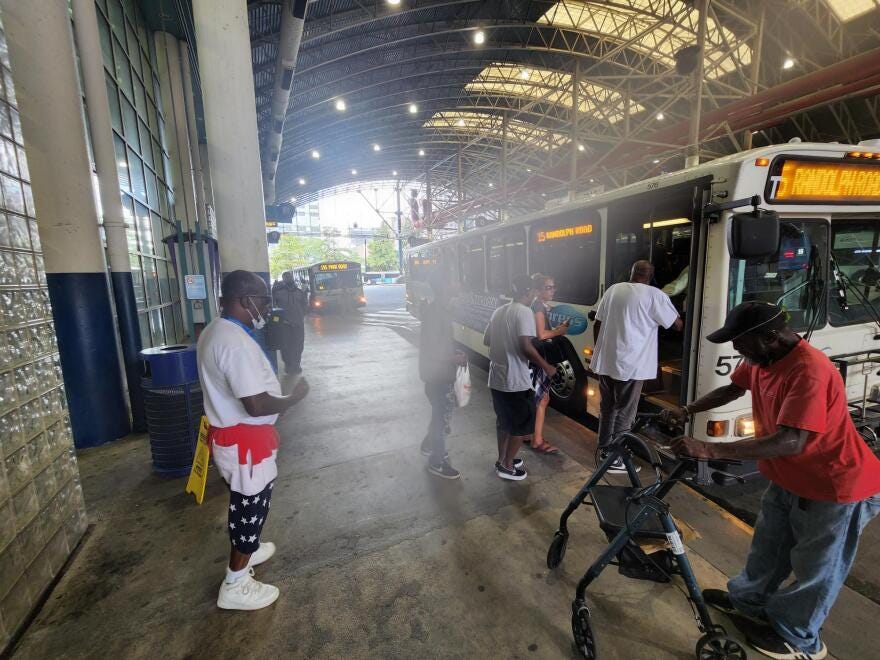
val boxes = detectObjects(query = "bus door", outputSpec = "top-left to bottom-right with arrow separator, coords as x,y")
605,179 -> 711,409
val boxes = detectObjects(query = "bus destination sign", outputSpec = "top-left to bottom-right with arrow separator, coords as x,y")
536,224 -> 593,243
319,263 -> 350,271
768,159 -> 880,203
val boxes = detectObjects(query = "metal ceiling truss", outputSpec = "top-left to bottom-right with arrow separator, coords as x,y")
249,0 -> 880,225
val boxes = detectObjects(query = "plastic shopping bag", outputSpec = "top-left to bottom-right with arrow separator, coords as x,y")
185,416 -> 211,505
454,364 -> 472,407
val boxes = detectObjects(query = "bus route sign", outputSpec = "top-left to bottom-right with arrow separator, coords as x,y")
767,158 -> 880,203
319,263 -> 350,271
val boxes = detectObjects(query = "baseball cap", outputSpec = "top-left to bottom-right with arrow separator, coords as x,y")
706,301 -> 786,344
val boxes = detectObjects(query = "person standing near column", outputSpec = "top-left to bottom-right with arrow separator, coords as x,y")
591,260 -> 682,473
484,275 -> 557,481
198,270 -> 309,610
667,301 -> 880,660
272,270 -> 308,376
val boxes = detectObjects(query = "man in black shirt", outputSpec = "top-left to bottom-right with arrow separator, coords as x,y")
272,271 -> 308,375
419,273 -> 467,479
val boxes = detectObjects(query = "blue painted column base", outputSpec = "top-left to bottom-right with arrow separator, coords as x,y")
47,273 -> 130,447
111,271 -> 146,432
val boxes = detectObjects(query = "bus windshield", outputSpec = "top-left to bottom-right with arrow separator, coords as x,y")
728,220 -> 827,332
313,270 -> 361,290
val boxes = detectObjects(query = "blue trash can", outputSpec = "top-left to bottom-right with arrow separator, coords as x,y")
140,345 -> 203,478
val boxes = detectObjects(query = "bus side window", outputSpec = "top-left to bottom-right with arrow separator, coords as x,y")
459,239 -> 485,292
529,211 -> 600,305
487,228 -> 526,293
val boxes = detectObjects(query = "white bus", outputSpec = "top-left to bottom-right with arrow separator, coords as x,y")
407,142 -> 880,477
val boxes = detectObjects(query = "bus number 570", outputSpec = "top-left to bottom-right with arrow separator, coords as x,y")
715,355 -> 744,376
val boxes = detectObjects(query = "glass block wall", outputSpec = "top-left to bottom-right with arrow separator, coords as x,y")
96,0 -> 186,347
0,19 -> 88,650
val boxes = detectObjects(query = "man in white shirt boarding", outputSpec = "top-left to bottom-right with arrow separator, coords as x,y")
591,260 -> 682,472
197,270 -> 309,611
484,274 -> 557,481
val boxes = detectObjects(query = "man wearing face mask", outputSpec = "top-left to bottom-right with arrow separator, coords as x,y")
665,301 -> 880,660
197,270 -> 310,611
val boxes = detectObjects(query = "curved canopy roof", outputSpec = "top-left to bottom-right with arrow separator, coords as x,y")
248,0 -> 880,229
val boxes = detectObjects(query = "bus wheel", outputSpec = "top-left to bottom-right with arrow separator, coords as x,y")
551,359 -> 578,400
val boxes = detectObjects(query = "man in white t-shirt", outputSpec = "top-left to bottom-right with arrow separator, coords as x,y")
197,270 -> 309,611
484,275 -> 556,481
592,260 -> 682,472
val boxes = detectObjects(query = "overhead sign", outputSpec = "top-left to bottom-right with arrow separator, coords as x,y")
767,158 -> 880,203
319,263 -> 350,271
536,224 -> 593,243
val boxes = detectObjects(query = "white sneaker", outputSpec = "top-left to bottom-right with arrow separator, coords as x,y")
247,542 -> 276,568
217,569 -> 280,611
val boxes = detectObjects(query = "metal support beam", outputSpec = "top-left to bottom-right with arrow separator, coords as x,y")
570,60 -> 579,196
686,0 -> 709,168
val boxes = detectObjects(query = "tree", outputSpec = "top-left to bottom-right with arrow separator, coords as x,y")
367,226 -> 401,271
269,235 -> 325,279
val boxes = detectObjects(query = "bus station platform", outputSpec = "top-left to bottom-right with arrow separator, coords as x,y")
8,303 -> 880,660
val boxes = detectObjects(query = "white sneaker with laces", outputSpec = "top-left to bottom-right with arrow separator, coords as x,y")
217,568 -> 279,611
247,542 -> 276,568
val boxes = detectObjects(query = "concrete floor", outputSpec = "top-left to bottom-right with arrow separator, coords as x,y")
9,296 -> 880,659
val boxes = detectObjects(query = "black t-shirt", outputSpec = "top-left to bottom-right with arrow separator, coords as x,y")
419,301 -> 456,383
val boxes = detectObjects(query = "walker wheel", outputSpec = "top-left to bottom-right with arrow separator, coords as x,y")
695,632 -> 746,660
546,530 -> 568,569
571,599 -> 597,659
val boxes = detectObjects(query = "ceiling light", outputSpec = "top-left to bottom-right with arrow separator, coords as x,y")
298,178 -> 306,185
519,69 -> 530,80
541,192 -> 547,197
408,103 -> 418,114
474,30 -> 485,45
373,144 -> 381,152
488,182 -> 494,188
387,0 -> 401,5
652,159 -> 660,164
526,168 -> 532,172
311,150 -> 320,159
656,112 -> 664,120
335,99 -> 346,111
392,170 -> 398,176
577,144 -> 585,152
589,178 -> 594,183
351,169 -> 358,175
418,149 -> 425,156
290,196 -> 297,202
783,57 -> 795,70
456,118 -> 465,127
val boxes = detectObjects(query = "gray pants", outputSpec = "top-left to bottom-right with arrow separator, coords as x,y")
597,375 -> 643,449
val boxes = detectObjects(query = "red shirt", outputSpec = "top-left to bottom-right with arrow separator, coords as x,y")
731,339 -> 880,503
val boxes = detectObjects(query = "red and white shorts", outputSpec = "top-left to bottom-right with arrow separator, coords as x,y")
209,424 -> 279,497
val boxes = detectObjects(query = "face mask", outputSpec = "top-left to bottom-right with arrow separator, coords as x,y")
245,298 -> 267,330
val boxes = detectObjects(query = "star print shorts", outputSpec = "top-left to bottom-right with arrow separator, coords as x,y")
227,480 -> 274,555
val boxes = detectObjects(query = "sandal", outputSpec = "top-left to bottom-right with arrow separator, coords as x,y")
531,442 -> 560,455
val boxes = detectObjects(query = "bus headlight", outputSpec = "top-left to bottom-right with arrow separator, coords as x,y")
358,296 -> 366,303
707,420 -> 729,437
735,415 -> 755,437
313,300 -> 322,308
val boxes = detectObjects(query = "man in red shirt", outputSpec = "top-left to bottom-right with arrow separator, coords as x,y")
668,301 -> 880,660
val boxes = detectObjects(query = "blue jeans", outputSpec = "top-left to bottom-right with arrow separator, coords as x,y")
728,483 -> 880,653
424,381 -> 455,464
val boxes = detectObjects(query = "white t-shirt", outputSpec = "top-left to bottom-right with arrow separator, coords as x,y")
196,318 -> 282,427
591,283 -> 679,381
487,302 -> 537,392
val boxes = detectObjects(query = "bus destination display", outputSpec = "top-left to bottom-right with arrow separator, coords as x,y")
319,263 -> 350,271
536,224 -> 593,243
768,159 -> 880,203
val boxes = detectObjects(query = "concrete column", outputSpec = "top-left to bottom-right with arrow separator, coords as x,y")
192,0 -> 269,281
71,0 -> 145,431
1,0 -> 129,446
742,5 -> 765,151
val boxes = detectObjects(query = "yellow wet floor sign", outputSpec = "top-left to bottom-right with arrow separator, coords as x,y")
185,416 -> 211,504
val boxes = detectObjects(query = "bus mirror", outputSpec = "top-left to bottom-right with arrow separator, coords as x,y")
729,210 -> 779,259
